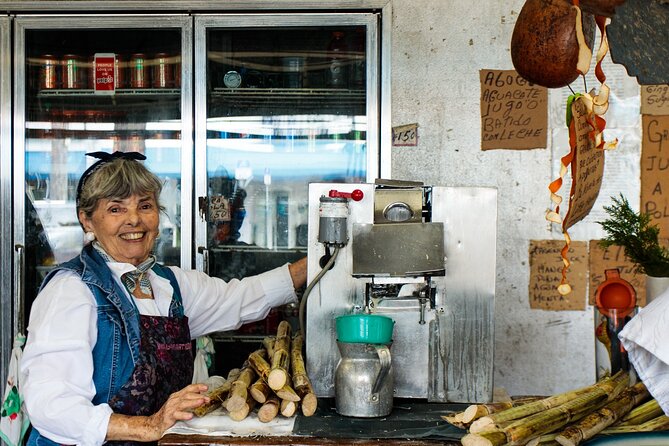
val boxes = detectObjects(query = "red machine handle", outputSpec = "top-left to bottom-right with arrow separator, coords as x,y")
328,189 -> 364,201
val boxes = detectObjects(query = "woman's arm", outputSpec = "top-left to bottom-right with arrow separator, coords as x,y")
288,257 -> 308,289
105,384 -> 209,442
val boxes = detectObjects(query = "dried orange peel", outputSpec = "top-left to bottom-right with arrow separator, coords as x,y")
545,11 -> 618,296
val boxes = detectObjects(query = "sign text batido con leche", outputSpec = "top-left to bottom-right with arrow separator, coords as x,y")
479,69 -> 547,150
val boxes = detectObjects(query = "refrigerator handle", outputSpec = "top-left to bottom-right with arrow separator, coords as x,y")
197,246 -> 209,276
14,244 -> 25,334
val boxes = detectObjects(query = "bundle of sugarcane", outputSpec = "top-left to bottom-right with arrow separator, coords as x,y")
458,371 -> 631,446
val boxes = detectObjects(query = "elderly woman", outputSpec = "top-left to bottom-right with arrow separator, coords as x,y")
20,151 -> 307,446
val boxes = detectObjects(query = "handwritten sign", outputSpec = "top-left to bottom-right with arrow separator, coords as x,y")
588,241 -> 646,307
529,240 -> 587,311
641,85 -> 669,116
641,115 -> 669,238
208,195 -> 231,223
392,123 -> 418,146
562,97 -> 605,230
479,69 -> 547,150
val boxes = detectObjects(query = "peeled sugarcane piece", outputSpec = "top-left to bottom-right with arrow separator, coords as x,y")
465,371 -> 630,446
257,395 -> 281,423
280,399 -> 298,417
461,396 -> 545,424
228,393 -> 256,422
250,378 -> 271,404
268,321 -> 292,390
602,414 -> 669,434
225,359 -> 258,412
263,336 -> 276,358
555,382 -> 650,446
470,371 -> 628,433
617,398 -> 662,426
193,368 -> 241,417
442,411 -> 469,430
248,346 -> 302,402
291,331 -> 318,416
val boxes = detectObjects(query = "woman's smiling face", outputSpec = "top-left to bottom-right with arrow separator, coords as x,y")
79,194 -> 160,266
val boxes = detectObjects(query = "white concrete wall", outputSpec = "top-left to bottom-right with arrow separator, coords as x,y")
388,0 -> 641,397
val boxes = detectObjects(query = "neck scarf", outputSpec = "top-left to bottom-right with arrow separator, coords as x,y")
93,242 -> 156,299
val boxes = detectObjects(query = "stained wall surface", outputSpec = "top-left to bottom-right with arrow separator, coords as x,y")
388,0 -> 641,396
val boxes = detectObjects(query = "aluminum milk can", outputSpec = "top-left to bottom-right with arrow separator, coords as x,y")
335,341 -> 393,417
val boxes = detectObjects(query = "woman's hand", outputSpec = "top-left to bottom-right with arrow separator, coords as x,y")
106,383 -> 210,442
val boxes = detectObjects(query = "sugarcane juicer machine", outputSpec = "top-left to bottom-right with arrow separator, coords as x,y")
304,180 -> 497,402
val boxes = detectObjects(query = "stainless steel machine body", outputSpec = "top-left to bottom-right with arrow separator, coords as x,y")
305,182 -> 497,402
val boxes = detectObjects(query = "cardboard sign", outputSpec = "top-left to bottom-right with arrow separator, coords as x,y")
392,123 -> 418,146
588,241 -> 646,307
640,85 -> 669,116
562,97 -> 605,231
529,240 -> 587,311
208,196 -> 231,223
641,115 -> 669,238
479,69 -> 548,150
94,53 -> 115,94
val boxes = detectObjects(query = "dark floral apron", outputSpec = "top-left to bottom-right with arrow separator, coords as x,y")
106,313 -> 193,446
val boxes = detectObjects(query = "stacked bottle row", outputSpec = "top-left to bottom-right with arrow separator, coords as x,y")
34,53 -> 181,91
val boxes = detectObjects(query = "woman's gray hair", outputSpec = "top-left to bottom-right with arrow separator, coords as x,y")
77,157 -> 164,219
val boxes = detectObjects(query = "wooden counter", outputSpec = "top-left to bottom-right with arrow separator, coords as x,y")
160,433 -> 460,445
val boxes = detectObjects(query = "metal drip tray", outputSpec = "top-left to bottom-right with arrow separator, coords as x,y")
351,222 -> 445,277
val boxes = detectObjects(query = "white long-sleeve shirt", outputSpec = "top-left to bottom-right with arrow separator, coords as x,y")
20,262 -> 297,446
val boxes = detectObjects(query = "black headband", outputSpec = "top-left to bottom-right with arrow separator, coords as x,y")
76,151 -> 147,209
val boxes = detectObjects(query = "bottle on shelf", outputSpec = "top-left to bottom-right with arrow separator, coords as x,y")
326,31 -> 349,89
350,28 -> 366,89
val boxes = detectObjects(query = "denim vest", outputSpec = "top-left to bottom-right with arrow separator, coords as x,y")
27,244 -> 185,446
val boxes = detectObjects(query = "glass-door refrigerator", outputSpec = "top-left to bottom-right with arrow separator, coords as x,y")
12,15 -> 193,334
194,13 -> 380,373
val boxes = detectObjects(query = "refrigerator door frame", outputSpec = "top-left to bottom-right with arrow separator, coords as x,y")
12,14 -> 195,274
1,14 -> 13,395
193,12 -> 384,272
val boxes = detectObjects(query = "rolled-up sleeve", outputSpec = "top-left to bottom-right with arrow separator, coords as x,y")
20,272 -> 113,446
172,264 -> 298,338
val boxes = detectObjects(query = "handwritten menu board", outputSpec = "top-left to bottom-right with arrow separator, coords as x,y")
641,115 -> 669,239
588,241 -> 646,307
562,97 -> 605,231
529,240 -> 587,311
479,69 -> 548,150
640,85 -> 669,116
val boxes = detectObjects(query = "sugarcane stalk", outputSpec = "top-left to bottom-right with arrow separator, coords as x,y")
257,395 -> 281,423
268,321 -> 292,390
462,396 -> 544,424
263,336 -> 276,359
554,382 -> 649,446
193,368 -> 241,417
280,398 -> 298,417
470,371 -> 628,434
249,378 -> 271,404
228,393 -> 256,422
461,430 -> 508,446
248,343 -> 301,402
602,414 -> 669,434
225,360 -> 258,412
526,433 -> 558,446
617,398 -> 662,426
501,372 -> 630,446
291,331 -> 317,416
